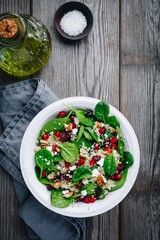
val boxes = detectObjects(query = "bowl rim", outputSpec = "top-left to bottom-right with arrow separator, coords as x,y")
54,1 -> 93,40
20,96 -> 140,217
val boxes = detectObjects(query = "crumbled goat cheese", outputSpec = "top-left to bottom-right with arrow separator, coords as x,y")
46,146 -> 52,152
47,172 -> 56,180
97,157 -> 104,167
81,190 -> 87,196
113,150 -> 121,164
105,179 -> 115,190
62,190 -> 69,195
72,128 -> 78,135
69,165 -> 77,171
74,117 -> 79,125
82,179 -> 89,185
92,169 -> 100,177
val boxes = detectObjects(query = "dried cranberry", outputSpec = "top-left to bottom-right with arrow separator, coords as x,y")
92,155 -> 101,161
78,158 -> 85,166
42,133 -> 49,140
85,109 -> 93,117
58,111 -> 67,118
94,142 -> 100,150
54,131 -> 60,137
60,132 -> 70,141
65,162 -> 70,168
99,127 -> 105,134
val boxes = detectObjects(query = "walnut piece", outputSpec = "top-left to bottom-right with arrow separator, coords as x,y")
0,18 -> 18,38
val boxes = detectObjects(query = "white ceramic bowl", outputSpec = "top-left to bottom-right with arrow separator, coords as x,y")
20,97 -> 140,218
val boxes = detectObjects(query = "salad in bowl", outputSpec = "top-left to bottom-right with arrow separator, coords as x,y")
20,97 -> 140,217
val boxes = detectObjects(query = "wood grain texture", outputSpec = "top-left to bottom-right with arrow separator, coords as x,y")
120,0 -> 160,240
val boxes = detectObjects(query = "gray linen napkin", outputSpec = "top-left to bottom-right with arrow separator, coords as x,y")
0,79 -> 86,240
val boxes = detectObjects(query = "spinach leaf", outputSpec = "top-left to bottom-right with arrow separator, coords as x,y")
35,149 -> 53,177
85,127 -> 99,143
58,142 -> 78,162
110,168 -> 128,191
97,186 -> 106,199
76,135 -> 93,149
77,125 -> 84,142
81,183 -> 97,195
95,101 -> 110,123
83,129 -> 93,141
123,151 -> 134,168
66,105 -> 94,127
104,153 -> 117,176
35,166 -> 54,184
51,189 -> 73,208
106,116 -> 120,128
72,166 -> 92,184
52,154 -> 63,163
117,127 -> 125,156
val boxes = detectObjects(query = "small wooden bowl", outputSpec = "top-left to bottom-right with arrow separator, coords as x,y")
54,1 -> 93,41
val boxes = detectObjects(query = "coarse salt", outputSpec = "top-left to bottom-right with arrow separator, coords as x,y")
60,10 -> 87,36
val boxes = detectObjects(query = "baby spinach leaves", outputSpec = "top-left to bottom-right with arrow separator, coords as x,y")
95,101 -> 110,123
72,166 -> 92,184
81,183 -> 97,195
123,151 -> 134,168
110,168 -> 128,191
51,189 -> 73,208
106,116 -> 120,128
35,149 -> 53,177
35,166 -> 54,184
104,153 -> 117,176
77,125 -> 84,142
58,142 -> 78,162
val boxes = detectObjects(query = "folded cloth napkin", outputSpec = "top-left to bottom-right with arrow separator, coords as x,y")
0,79 -> 86,240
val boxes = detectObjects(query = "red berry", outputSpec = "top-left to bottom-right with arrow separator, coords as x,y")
42,170 -> 47,178
42,133 -> 49,140
58,111 -> 67,118
70,115 -> 75,121
117,163 -> 123,173
105,147 -> 112,153
115,174 -> 121,180
77,182 -> 83,189
94,142 -> 100,150
111,137 -> 118,144
99,127 -> 105,134
71,122 -> 76,129
54,131 -> 60,137
89,196 -> 96,203
90,159 -> 96,166
83,197 -> 90,204
110,175 -> 115,180
52,144 -> 57,151
115,170 -> 119,175
65,162 -> 70,168
112,143 -> 118,150
78,158 -> 85,166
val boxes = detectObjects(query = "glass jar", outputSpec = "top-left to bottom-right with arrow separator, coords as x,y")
0,13 -> 52,77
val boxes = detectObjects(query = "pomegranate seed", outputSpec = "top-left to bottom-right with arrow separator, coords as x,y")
115,174 -> 121,180
111,137 -> 118,144
42,133 -> 49,140
105,147 -> 112,153
78,158 -> 85,166
112,143 -> 118,150
52,144 -> 57,151
77,182 -> 83,188
83,197 -> 90,204
58,111 -> 67,118
89,196 -> 96,203
65,162 -> 70,168
71,122 -> 76,129
42,170 -> 46,178
90,159 -> 96,166
94,142 -> 100,150
54,131 -> 60,137
99,127 -> 105,134
110,175 -> 115,180
70,115 -> 75,121
115,170 -> 119,175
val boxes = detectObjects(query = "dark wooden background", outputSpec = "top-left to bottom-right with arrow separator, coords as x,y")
0,0 -> 160,240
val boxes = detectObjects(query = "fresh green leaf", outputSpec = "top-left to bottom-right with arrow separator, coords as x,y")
77,125 -> 84,142
52,154 -> 63,163
97,186 -> 106,199
123,151 -> 134,168
106,116 -> 120,128
81,183 -> 97,195
76,135 -> 93,149
58,142 -> 78,162
51,189 -> 73,208
110,168 -> 128,191
95,101 -> 110,123
104,153 -> 117,176
84,130 -> 93,141
35,149 -> 53,177
85,127 -> 99,143
35,166 -> 54,184
72,166 -> 92,184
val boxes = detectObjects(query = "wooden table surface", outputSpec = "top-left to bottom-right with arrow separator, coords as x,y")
0,0 -> 160,240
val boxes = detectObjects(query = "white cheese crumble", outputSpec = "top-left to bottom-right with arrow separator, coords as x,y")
69,165 -> 77,171
97,157 -> 104,167
72,128 -> 78,135
62,190 -> 69,195
82,179 -> 89,185
92,169 -> 100,177
46,146 -> 52,152
81,190 -> 87,196
74,117 -> 79,125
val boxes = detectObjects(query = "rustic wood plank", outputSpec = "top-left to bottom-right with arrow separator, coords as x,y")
32,1 -> 120,240
0,1 -> 31,240
120,0 -> 160,240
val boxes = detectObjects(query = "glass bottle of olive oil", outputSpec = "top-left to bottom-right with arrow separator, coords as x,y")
0,13 -> 52,77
